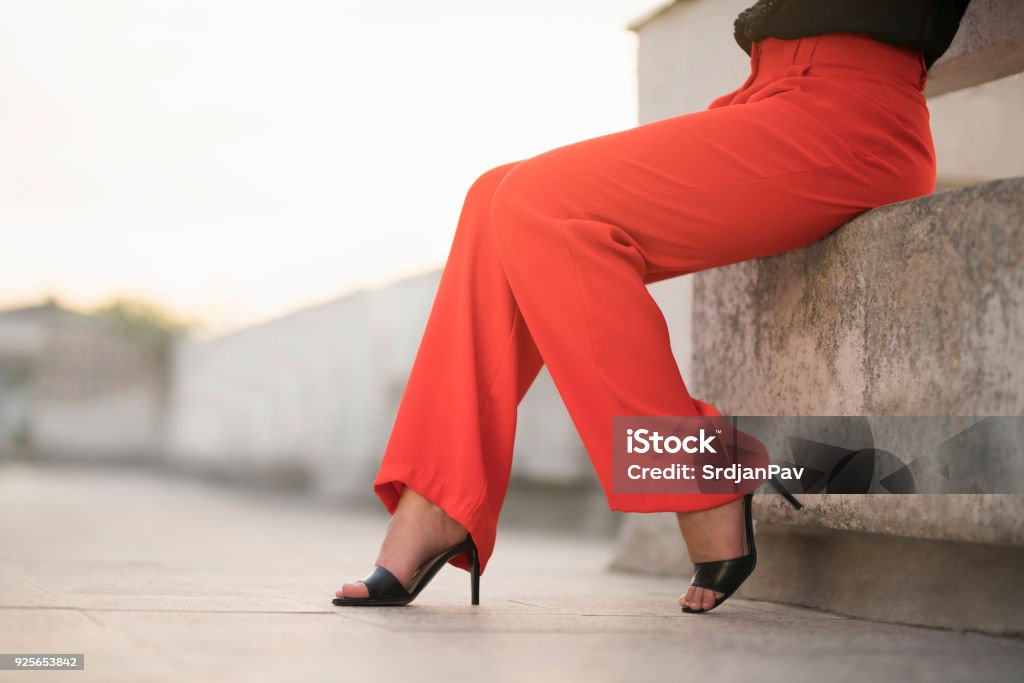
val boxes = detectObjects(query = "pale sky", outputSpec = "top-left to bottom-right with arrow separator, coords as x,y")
2,0 -> 668,334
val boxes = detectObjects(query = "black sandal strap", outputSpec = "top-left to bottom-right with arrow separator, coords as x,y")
689,555 -> 756,594
360,566 -> 412,601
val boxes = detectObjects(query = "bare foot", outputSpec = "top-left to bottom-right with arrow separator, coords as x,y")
675,497 -> 746,612
337,487 -> 468,599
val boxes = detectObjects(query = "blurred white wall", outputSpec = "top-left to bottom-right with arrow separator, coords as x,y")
0,305 -> 167,460
928,73 -> 1024,188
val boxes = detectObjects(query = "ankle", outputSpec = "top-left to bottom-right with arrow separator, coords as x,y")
429,504 -> 468,539
676,498 -> 746,563
402,489 -> 465,534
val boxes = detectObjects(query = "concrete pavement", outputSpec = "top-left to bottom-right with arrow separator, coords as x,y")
1,462 -> 1022,683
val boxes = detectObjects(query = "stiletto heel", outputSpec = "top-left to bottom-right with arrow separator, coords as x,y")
332,535 -> 480,607
470,542 -> 480,606
768,476 -> 804,510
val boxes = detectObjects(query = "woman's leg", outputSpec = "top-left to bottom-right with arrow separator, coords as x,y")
338,160 -> 543,598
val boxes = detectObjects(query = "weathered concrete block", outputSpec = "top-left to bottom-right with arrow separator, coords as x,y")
690,177 -> 1024,420
926,0 -> 1024,96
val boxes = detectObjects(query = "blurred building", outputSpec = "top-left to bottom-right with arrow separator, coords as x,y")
0,305 -> 48,458
0,302 -> 168,462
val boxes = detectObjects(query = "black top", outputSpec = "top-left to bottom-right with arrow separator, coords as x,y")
733,0 -> 973,69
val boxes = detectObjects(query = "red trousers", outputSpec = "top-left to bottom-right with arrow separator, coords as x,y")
373,32 -> 935,573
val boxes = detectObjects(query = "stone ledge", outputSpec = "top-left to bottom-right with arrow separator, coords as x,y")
926,0 -> 1024,96
691,177 -> 1024,418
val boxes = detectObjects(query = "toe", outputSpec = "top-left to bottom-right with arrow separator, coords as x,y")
702,589 -> 719,611
679,585 -> 704,610
692,585 -> 708,610
680,586 -> 697,609
337,581 -> 369,599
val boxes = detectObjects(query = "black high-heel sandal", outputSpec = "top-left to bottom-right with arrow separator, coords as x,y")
682,483 -> 801,614
332,534 -> 480,607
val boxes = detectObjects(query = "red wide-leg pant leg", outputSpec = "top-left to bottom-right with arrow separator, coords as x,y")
374,161 -> 542,575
